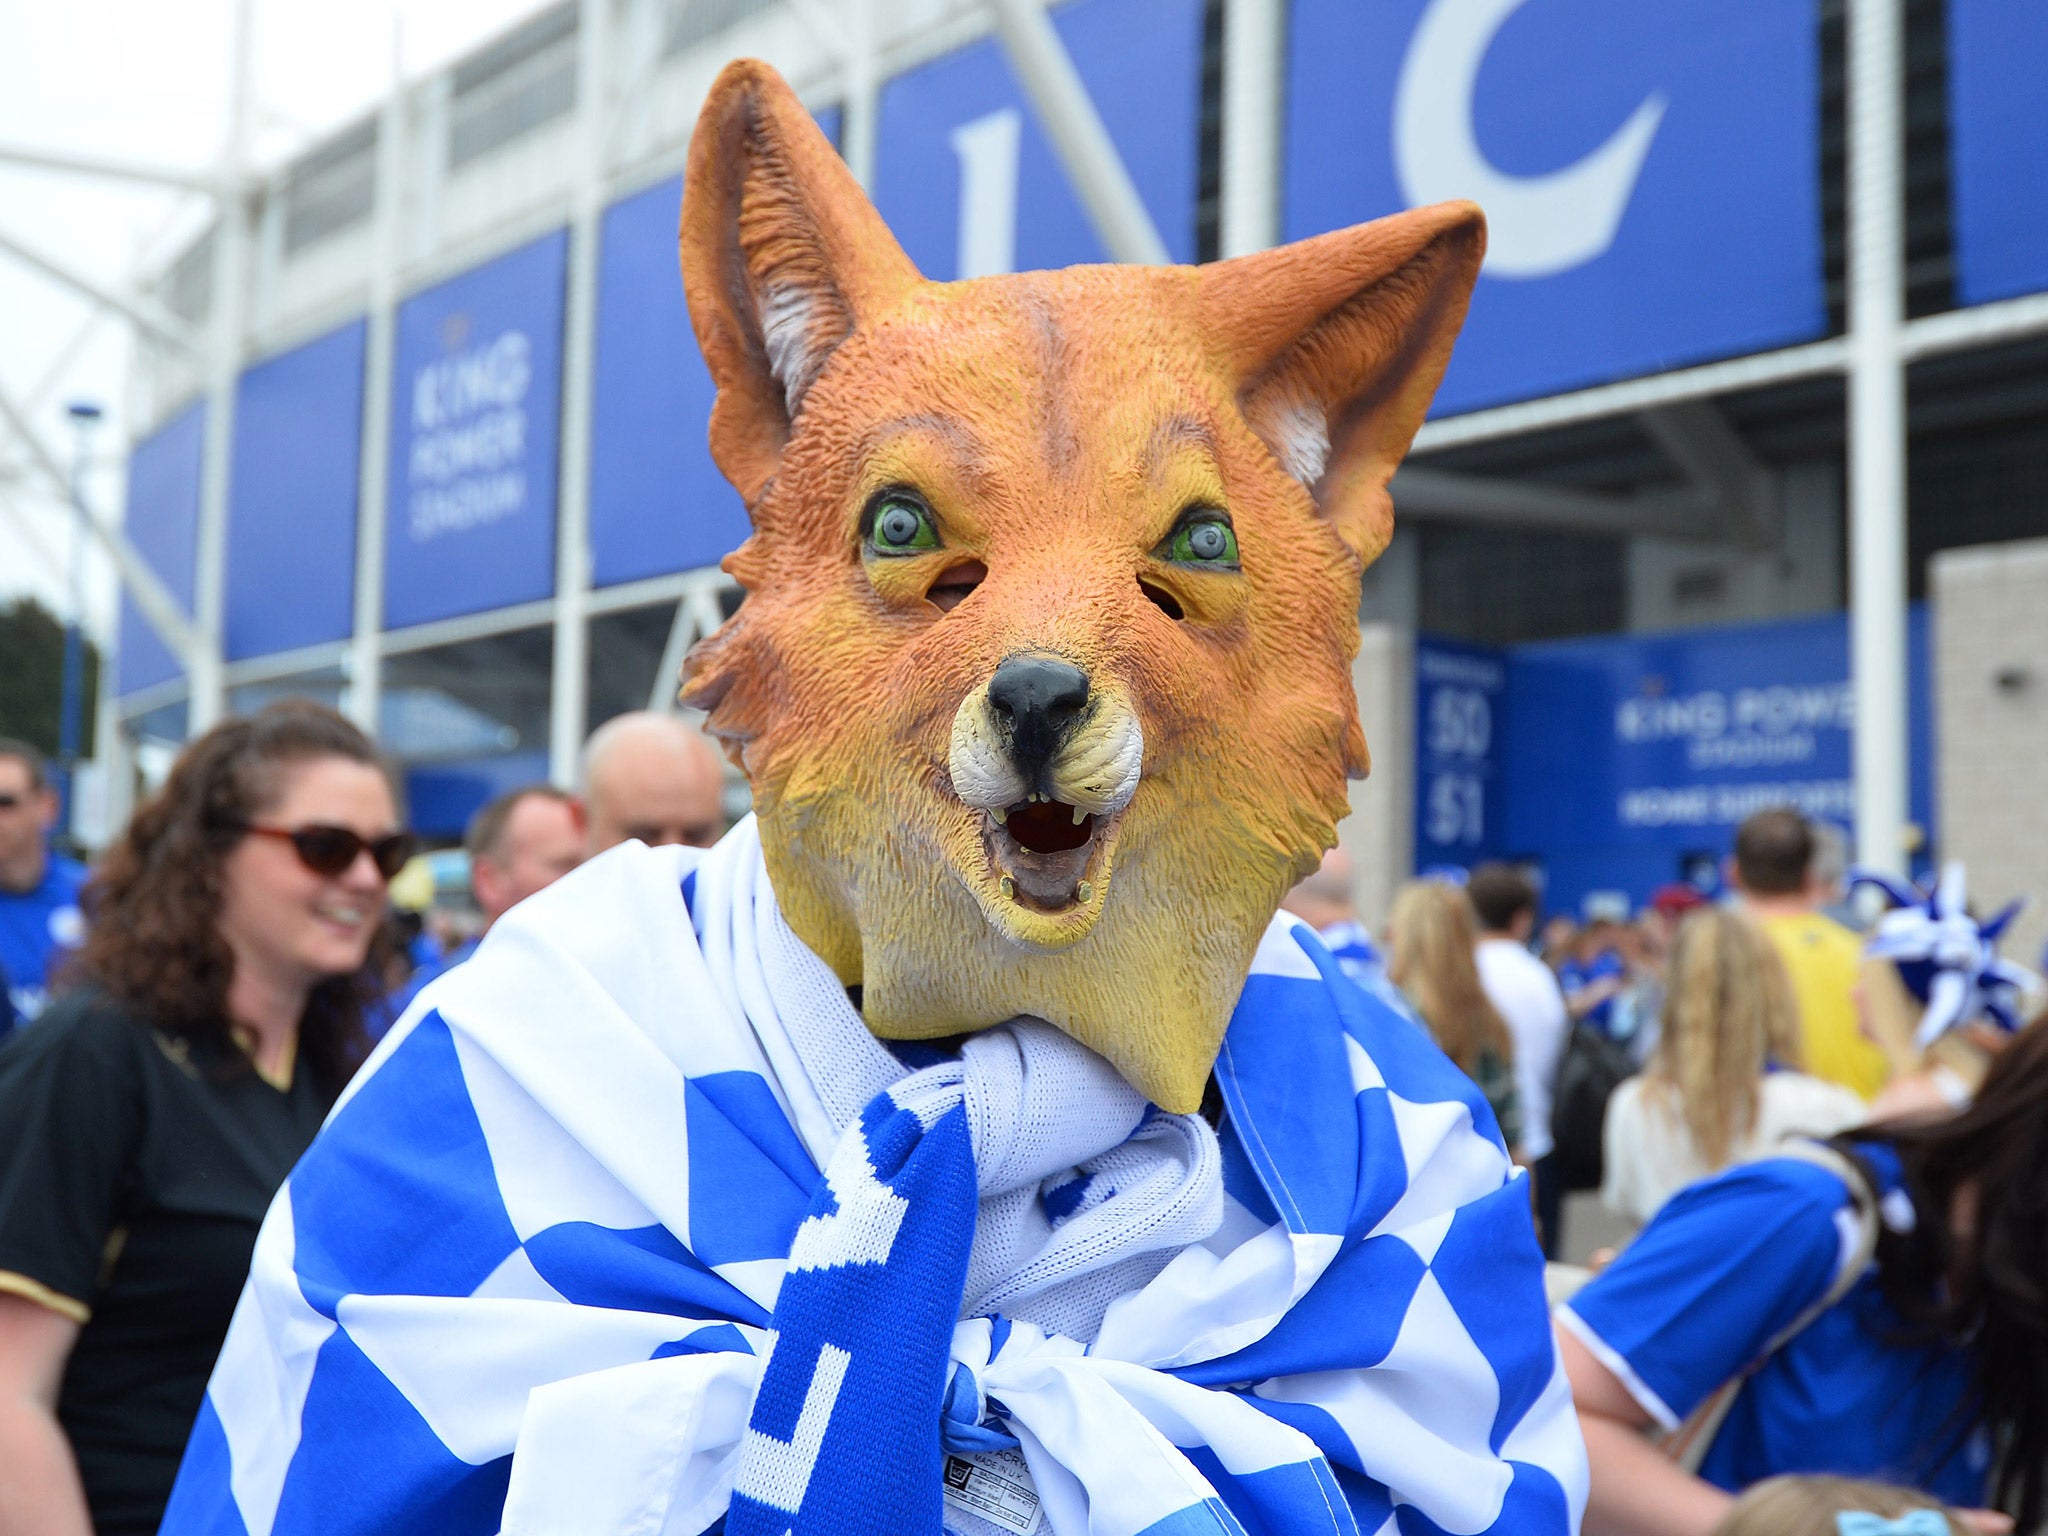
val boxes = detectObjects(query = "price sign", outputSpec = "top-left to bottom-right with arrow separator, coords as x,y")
1415,640 -> 1506,872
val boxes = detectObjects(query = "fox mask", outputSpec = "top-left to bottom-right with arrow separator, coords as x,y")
678,61 -> 1483,1112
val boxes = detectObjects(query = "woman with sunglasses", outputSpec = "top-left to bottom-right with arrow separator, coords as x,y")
0,700 -> 409,1536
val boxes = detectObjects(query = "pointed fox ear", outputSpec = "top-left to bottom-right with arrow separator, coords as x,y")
680,60 -> 921,505
1197,202 -> 1485,566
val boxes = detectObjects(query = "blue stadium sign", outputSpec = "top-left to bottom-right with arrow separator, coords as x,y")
116,401 -> 206,697
1414,639 -> 1507,873
226,320 -> 366,660
385,231 -> 566,630
1496,611 -> 1934,913
590,176 -> 748,587
871,0 -> 1201,278
591,109 -> 838,587
1286,0 -> 1825,414
1948,0 -> 2048,306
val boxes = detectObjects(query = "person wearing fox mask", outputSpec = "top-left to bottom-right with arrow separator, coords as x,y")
161,62 -> 1584,1536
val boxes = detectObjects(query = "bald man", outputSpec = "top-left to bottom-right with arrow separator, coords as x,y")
582,711 -> 729,853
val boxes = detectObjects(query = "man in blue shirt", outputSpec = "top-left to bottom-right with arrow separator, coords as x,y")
0,739 -> 87,1034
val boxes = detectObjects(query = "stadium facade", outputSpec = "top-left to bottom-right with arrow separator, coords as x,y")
108,0 -> 2048,933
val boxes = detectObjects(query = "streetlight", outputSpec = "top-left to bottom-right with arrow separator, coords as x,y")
60,400 -> 102,845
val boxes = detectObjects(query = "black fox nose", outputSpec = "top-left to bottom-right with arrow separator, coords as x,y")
988,655 -> 1090,784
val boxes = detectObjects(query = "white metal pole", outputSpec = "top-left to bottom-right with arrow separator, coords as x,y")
841,0 -> 879,191
1847,0 -> 1909,875
0,378 -> 199,662
189,0 -> 258,732
0,142 -> 220,194
94,669 -> 130,850
348,23 -> 405,736
1219,0 -> 1283,258
985,0 -> 1170,265
0,224 -> 204,357
549,0 -> 611,785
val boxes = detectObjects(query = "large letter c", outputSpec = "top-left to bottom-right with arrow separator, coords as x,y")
1394,0 -> 1665,279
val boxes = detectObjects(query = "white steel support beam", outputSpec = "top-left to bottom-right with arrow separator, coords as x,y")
550,0 -> 612,784
1406,283 -> 2048,459
25,310 -> 111,420
1636,399 -> 1779,548
1900,286 -> 2048,361
0,373 -> 199,664
1411,337 -> 1851,454
188,0 -> 257,733
1219,0 -> 1284,258
0,223 -> 204,356
1847,0 -> 1909,875
841,0 -> 880,192
347,28 -> 405,736
985,0 -> 1170,265
0,142 -> 219,194
93,641 -> 132,849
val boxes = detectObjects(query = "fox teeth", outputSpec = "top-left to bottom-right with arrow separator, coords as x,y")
1070,803 -> 1087,824
991,806 -> 1008,826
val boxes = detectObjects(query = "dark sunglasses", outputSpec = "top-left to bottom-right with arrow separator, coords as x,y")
236,823 -> 416,880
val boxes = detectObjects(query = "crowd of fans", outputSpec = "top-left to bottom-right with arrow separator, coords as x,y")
1285,811 -> 2047,1536
0,697 -> 2044,1535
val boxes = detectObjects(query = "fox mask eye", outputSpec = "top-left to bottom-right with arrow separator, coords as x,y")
864,490 -> 941,556
1161,509 -> 1239,569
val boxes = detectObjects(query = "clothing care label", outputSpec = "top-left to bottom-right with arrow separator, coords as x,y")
942,1446 -> 1043,1534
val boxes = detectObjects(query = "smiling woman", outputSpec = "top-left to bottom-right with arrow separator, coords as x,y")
0,700 -> 405,1536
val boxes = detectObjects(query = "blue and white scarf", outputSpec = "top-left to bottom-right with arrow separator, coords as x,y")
162,818 -> 1585,1536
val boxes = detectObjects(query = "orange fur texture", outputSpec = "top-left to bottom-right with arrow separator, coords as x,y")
678,61 -> 1483,1110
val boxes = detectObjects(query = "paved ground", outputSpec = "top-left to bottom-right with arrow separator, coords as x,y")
1557,1191 -> 1638,1267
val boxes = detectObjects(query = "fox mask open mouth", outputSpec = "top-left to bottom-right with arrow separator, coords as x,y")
678,61 -> 1483,1111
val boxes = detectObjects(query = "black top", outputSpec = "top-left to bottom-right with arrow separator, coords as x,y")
0,991 -> 332,1535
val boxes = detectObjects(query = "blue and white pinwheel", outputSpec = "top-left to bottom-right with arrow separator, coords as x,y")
1851,862 -> 2040,1048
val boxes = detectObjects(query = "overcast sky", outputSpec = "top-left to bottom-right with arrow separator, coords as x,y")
0,0 -> 551,634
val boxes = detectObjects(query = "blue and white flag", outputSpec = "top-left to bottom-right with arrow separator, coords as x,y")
162,818 -> 1585,1536
1852,862 -> 2040,1047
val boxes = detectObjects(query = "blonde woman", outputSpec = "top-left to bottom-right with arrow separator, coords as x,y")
1386,880 -> 1522,1154
1602,907 -> 1864,1224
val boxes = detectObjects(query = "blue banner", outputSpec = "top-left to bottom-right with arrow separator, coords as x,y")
404,748 -> 551,841
871,0 -> 1201,279
1948,0 -> 2048,306
1285,0 -> 1823,415
385,231 -> 566,629
1495,611 -> 1933,915
226,320 -> 365,660
589,176 -> 748,587
1414,639 -> 1507,873
116,401 -> 206,697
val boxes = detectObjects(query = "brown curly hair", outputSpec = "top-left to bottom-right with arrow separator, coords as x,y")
70,700 -> 401,1090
